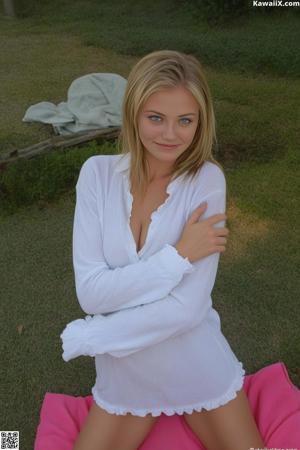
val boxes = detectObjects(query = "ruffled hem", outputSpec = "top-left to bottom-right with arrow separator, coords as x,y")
92,361 -> 246,417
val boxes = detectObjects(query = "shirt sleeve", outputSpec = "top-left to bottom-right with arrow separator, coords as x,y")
61,174 -> 226,362
73,157 -> 195,316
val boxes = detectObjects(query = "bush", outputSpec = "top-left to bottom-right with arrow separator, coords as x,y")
191,0 -> 249,23
0,141 -> 117,216
189,0 -> 296,24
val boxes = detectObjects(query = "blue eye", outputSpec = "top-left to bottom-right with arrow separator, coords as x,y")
147,115 -> 192,125
180,118 -> 192,125
148,115 -> 162,122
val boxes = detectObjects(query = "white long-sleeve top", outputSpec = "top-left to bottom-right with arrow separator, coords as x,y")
60,153 -> 245,417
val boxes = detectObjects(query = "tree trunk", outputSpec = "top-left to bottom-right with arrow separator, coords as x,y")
3,0 -> 16,17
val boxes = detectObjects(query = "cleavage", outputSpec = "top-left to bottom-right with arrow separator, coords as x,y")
129,181 -> 170,254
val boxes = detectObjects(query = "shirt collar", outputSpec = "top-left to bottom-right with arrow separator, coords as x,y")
114,151 -> 185,194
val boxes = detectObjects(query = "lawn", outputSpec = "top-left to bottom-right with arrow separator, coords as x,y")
0,2 -> 299,449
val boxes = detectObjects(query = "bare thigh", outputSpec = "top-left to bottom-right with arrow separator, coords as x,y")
73,401 -> 158,450
183,388 -> 265,450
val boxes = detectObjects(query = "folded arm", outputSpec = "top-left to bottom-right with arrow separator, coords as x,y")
61,164 -> 226,361
73,156 -> 195,316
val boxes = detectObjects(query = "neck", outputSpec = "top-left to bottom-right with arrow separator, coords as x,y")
145,153 -> 174,181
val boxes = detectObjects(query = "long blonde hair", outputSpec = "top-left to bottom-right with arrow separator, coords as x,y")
116,49 -> 223,197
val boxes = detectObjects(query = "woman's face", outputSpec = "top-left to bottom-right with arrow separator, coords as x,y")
137,85 -> 200,168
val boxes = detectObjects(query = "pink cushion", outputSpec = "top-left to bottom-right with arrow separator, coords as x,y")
34,362 -> 300,449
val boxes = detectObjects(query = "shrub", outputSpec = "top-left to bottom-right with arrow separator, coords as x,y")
0,141 -> 117,216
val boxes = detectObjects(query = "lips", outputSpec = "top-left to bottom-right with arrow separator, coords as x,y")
156,142 -> 179,148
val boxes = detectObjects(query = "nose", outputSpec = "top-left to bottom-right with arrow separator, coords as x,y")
161,121 -> 177,141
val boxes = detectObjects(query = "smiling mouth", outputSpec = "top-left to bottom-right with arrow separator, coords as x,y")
156,142 -> 179,147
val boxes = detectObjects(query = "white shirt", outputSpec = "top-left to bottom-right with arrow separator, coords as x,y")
60,152 -> 246,417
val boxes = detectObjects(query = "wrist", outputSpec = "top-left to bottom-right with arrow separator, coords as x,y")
175,242 -> 189,261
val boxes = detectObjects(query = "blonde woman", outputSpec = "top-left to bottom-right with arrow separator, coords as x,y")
61,50 -> 265,450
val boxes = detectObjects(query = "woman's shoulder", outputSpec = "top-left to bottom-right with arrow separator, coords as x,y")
192,160 -> 226,193
79,154 -> 120,177
76,155 -> 119,194
200,160 -> 225,178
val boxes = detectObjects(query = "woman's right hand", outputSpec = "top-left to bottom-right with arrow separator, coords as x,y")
175,203 -> 229,263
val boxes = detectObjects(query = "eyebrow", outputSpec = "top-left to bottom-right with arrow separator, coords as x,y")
144,110 -> 197,117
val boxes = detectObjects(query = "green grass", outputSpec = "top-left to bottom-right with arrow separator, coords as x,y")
0,140 -> 117,215
0,2 -> 300,449
0,0 -> 299,153
0,16 -> 136,152
1,65 -> 299,215
9,0 -> 300,78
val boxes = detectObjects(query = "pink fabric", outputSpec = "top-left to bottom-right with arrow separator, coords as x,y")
34,362 -> 300,450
